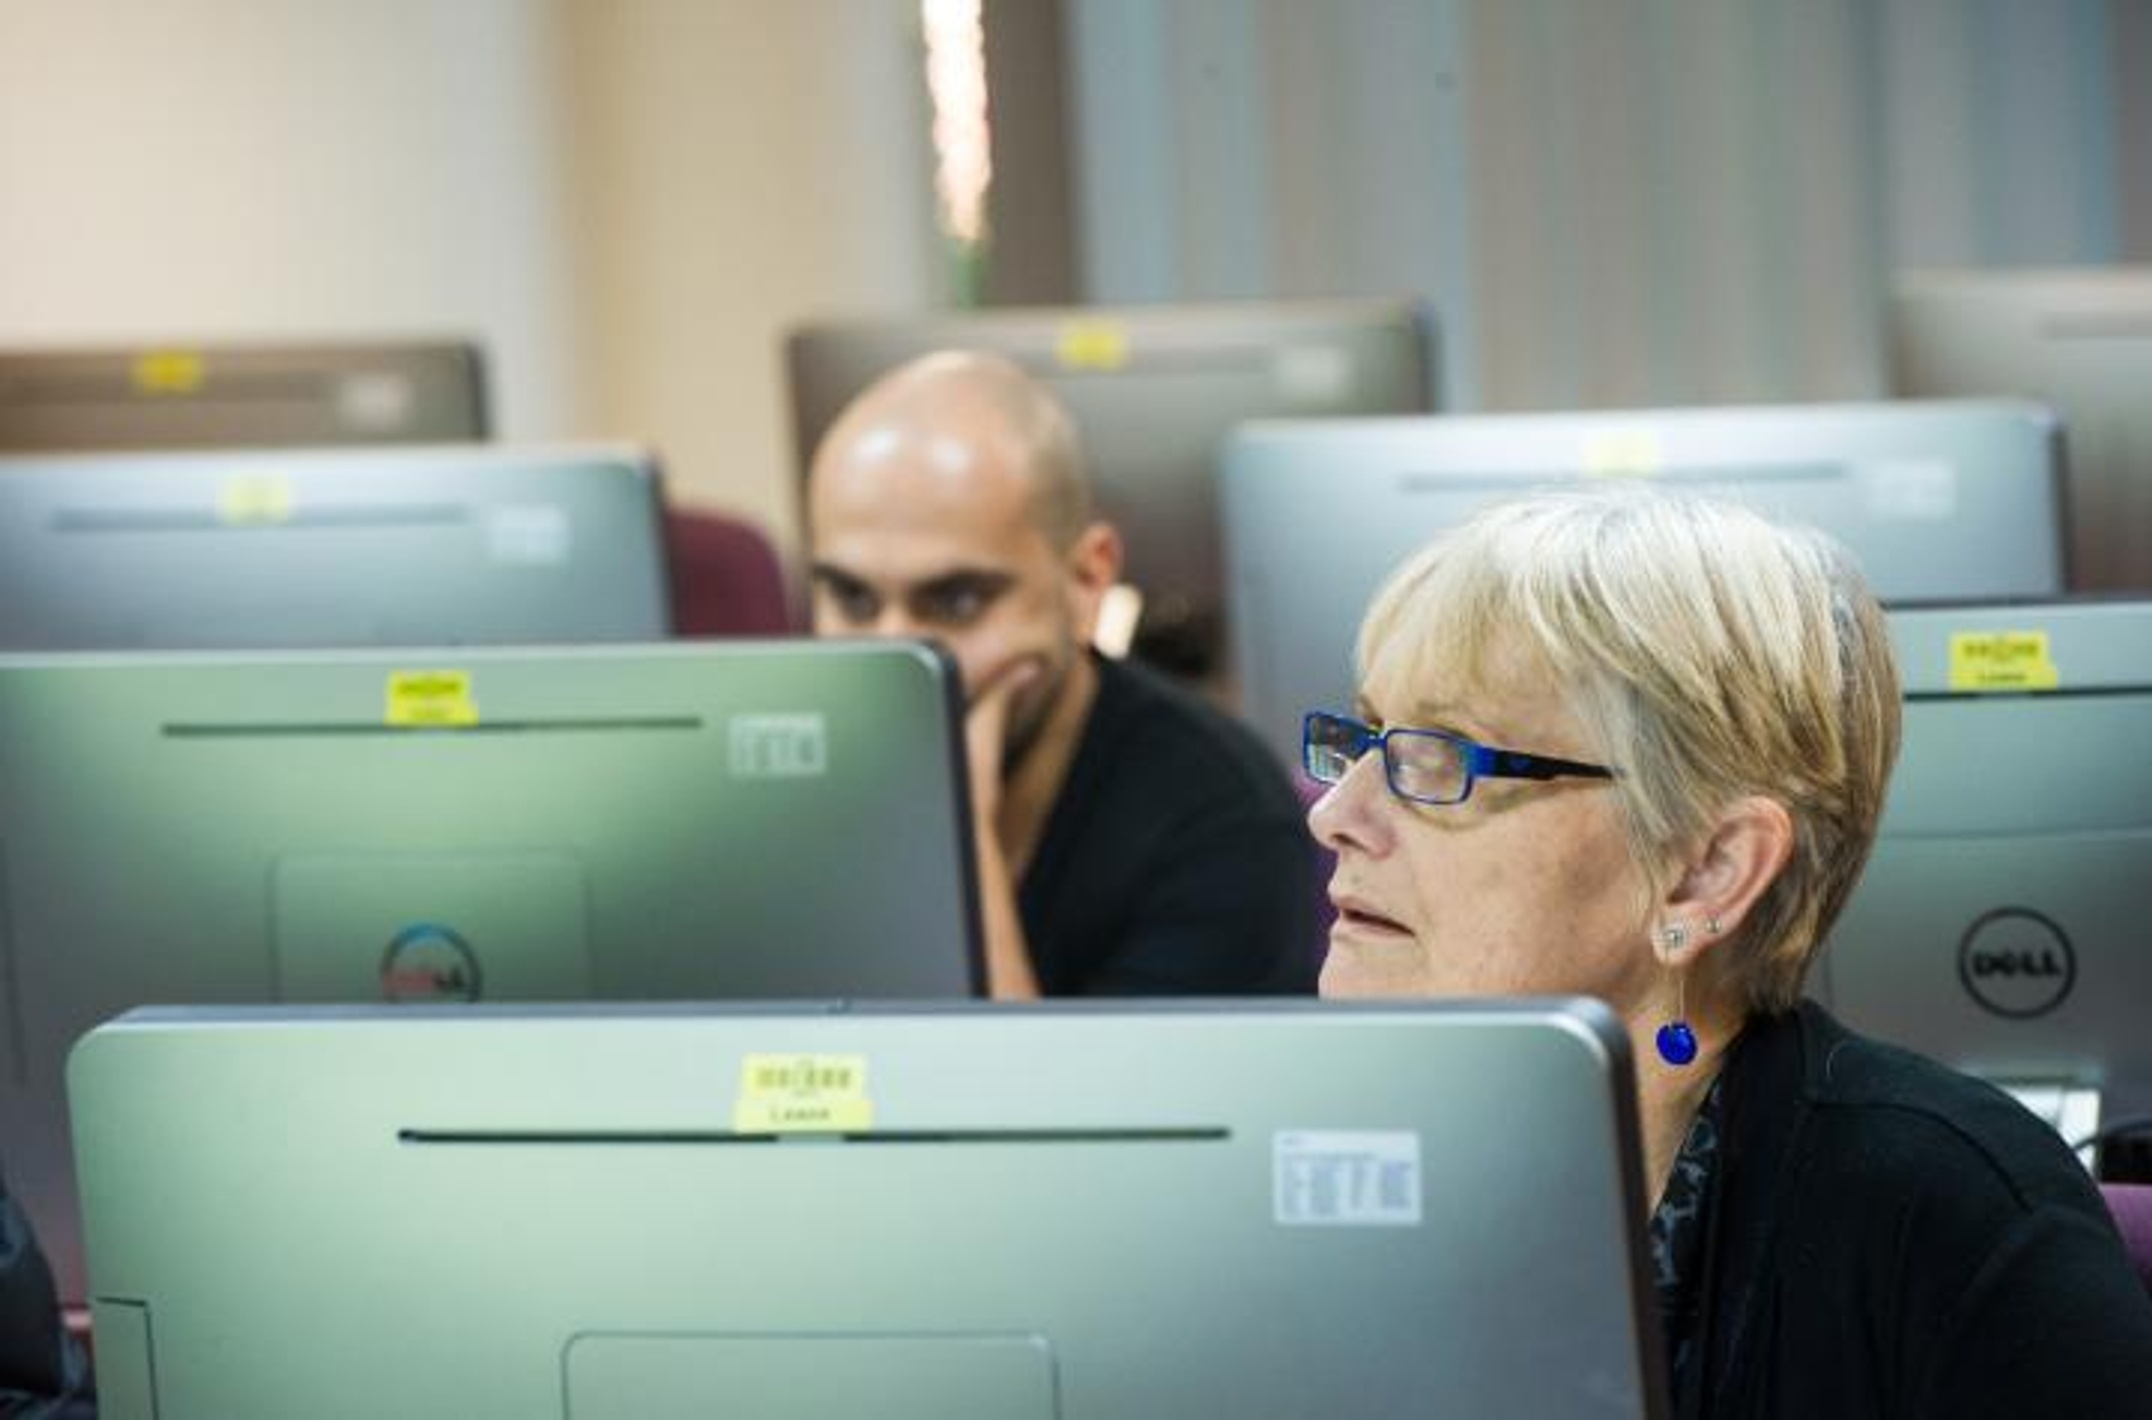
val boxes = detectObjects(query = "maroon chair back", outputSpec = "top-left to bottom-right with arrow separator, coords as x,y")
664,505 -> 795,636
2102,1182 -> 2152,1296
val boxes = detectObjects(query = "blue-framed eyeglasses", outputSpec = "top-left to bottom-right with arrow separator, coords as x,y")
1301,710 -> 1616,806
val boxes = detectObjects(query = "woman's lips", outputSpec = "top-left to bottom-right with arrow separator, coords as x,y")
1330,895 -> 1412,936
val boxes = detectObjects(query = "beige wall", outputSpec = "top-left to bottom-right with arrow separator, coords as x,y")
0,0 -> 944,562
560,0 -> 941,555
0,0 -> 581,437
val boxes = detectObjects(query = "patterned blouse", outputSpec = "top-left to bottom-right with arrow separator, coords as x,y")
1647,1071 -> 1727,1400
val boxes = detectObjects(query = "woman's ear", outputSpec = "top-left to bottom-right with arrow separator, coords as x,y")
1659,795 -> 1794,959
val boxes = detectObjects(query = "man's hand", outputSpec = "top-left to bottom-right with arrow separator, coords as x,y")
963,653 -> 1043,832
962,654 -> 1045,1000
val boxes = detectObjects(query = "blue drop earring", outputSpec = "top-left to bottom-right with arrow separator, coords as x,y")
1655,922 -> 1699,1067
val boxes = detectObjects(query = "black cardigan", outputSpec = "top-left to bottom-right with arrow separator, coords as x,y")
1682,1000 -> 2152,1417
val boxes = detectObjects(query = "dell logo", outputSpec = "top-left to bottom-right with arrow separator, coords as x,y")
378,922 -> 484,1004
1967,949 -> 2066,979
1957,908 -> 2074,1019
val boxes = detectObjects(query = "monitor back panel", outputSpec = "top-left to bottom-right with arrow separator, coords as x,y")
1818,599 -> 2152,1118
0,640 -> 980,1303
69,1000 -> 1663,1420
787,298 -> 1433,679
0,341 -> 487,449
1891,268 -> 2152,592
1221,399 -> 2066,764
0,444 -> 671,649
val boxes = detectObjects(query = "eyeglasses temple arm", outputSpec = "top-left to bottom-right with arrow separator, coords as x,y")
1484,748 -> 1616,781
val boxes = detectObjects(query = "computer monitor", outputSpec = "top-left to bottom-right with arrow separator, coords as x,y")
0,443 -> 672,649
1220,399 -> 2067,765
1890,268 -> 2152,592
1817,597 -> 2152,1143
68,998 -> 1666,1419
785,298 -> 1435,682
0,639 -> 982,1304
0,340 -> 487,449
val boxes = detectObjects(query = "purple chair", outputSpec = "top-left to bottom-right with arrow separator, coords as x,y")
2102,1183 -> 2152,1296
663,503 -> 795,637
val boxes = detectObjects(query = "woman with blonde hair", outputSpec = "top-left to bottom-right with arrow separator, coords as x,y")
1304,488 -> 2152,1414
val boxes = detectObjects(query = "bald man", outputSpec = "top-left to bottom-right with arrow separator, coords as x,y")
808,351 -> 1318,999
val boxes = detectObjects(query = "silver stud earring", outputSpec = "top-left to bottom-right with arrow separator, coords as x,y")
1704,915 -> 1723,936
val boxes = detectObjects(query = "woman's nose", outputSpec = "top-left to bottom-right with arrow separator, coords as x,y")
1307,751 -> 1389,854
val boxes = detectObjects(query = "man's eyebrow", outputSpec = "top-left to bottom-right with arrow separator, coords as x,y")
912,569 -> 1014,597
808,563 -> 870,590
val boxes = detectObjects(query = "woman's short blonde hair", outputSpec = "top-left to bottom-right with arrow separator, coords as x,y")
1356,487 -> 1902,1015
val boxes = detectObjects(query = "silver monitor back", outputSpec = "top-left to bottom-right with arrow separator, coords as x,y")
1221,399 -> 2066,764
68,998 -> 1665,1420
1817,598 -> 2152,1124
0,443 -> 672,649
1890,268 -> 2152,592
786,298 -> 1434,682
0,340 -> 487,449
0,639 -> 981,1305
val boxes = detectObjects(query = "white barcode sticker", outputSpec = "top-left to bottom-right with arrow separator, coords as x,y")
1863,459 -> 1958,521
485,504 -> 572,565
1274,1130 -> 1423,1227
728,713 -> 829,778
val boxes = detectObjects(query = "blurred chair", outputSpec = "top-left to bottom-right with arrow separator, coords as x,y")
663,503 -> 795,637
2102,1182 -> 2152,1296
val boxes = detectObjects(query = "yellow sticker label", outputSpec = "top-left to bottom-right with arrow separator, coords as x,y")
1948,631 -> 2060,692
132,350 -> 206,395
733,1053 -> 874,1134
1582,428 -> 1664,478
1054,320 -> 1130,372
218,473 -> 296,526
385,670 -> 480,728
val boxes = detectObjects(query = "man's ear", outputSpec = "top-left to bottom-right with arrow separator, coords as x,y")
1658,795 -> 1795,962
1063,521 -> 1124,640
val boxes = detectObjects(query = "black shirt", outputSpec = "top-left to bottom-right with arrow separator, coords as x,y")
1,1160 -> 84,1417
1017,656 -> 1321,995
1678,1000 -> 2152,1417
